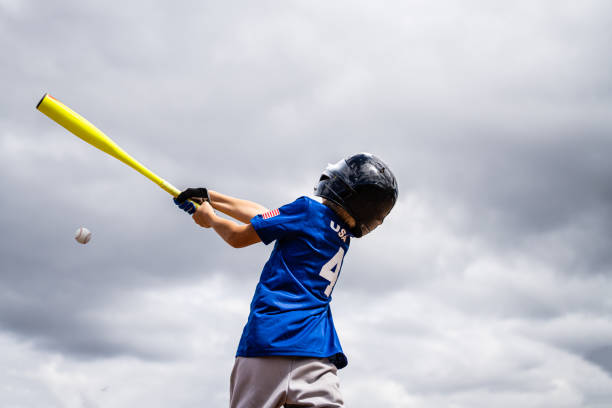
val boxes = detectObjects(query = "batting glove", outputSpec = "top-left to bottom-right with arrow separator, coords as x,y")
174,198 -> 196,214
174,187 -> 211,215
176,187 -> 210,203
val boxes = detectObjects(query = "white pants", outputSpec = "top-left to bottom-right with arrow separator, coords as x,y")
230,356 -> 344,408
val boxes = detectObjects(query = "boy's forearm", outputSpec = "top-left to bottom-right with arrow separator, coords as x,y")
210,214 -> 260,248
209,190 -> 269,224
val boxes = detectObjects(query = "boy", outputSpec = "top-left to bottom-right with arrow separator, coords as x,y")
174,153 -> 398,408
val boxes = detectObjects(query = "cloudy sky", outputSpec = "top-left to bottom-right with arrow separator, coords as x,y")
2,1 -> 612,407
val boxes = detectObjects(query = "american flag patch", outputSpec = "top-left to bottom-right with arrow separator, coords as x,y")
262,208 -> 280,219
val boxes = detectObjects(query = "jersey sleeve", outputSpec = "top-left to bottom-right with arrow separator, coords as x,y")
250,197 -> 309,245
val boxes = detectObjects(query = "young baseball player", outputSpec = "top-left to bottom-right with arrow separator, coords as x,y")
174,153 -> 398,408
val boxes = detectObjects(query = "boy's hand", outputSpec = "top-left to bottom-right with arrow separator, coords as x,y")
193,201 -> 215,228
174,187 -> 210,215
176,187 -> 210,204
173,198 -> 196,214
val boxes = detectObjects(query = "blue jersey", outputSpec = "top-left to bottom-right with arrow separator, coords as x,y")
236,196 -> 351,369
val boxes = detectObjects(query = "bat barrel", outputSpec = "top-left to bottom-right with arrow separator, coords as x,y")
36,93 -> 189,201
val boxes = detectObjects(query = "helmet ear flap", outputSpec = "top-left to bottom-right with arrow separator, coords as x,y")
315,175 -> 353,208
314,174 -> 327,191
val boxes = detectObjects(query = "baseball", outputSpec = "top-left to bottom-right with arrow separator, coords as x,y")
75,227 -> 92,244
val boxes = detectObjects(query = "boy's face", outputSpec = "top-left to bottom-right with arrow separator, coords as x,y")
359,217 -> 383,237
356,196 -> 395,237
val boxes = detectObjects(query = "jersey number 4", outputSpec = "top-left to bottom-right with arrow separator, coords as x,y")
319,247 -> 345,297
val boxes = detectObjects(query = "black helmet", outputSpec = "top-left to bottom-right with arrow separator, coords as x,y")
314,153 -> 398,237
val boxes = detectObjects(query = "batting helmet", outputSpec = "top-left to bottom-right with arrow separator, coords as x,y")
314,153 -> 398,237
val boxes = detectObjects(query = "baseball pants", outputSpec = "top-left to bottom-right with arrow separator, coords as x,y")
230,356 -> 344,408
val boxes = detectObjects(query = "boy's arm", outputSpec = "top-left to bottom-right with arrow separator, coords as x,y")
208,190 -> 269,224
193,202 -> 261,248
174,187 -> 268,224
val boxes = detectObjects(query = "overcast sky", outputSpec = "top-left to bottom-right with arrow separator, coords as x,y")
2,1 -> 612,407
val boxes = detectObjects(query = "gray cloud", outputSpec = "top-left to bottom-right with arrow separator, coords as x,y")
2,0 -> 612,407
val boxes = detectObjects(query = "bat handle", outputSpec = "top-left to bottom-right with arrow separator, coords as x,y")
160,179 -> 201,209
188,199 -> 202,209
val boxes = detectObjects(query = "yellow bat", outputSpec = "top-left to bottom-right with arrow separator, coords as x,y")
36,93 -> 199,207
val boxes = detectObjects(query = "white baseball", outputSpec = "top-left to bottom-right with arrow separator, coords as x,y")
75,227 -> 92,244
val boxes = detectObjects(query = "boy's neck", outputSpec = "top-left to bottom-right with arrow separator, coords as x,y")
321,199 -> 357,228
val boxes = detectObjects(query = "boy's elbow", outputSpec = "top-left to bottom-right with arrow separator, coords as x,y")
226,232 -> 247,248
222,224 -> 259,248
228,238 -> 243,248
